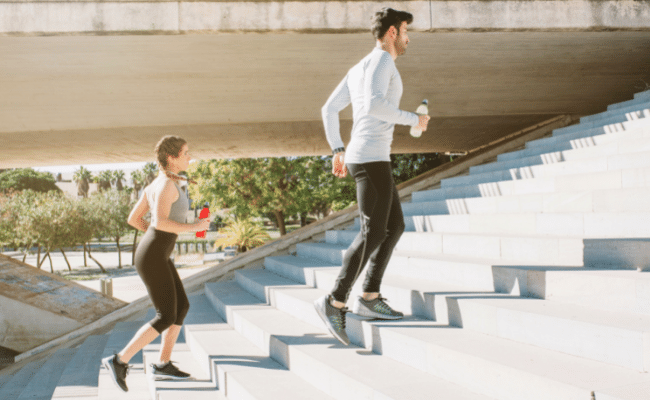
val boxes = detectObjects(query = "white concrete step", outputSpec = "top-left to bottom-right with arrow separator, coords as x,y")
441,149 -> 650,188
0,358 -> 48,399
238,268 -> 650,371
15,348 -> 77,400
607,90 -> 650,111
204,281 -> 496,400
352,207 -> 650,237
527,268 -> 650,315
496,123 -> 640,162
402,187 -> 650,216
143,294 -> 222,400
231,271 -> 650,400
496,127 -> 622,164
553,101 -> 650,136
98,320 -> 152,400
578,98 -> 650,124
194,285 -> 337,400
52,334 -> 109,399
268,253 -> 650,316
351,318 -> 650,400
477,124 -> 650,173
596,381 -> 650,400
187,320 -> 331,400
143,348 -> 218,400
525,116 -> 650,151
316,231 -> 650,268
412,165 -> 650,203
402,212 -> 650,238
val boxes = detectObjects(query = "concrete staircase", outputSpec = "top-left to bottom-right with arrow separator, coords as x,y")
3,91 -> 650,399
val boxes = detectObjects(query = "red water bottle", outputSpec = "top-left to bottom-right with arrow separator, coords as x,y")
196,203 -> 209,238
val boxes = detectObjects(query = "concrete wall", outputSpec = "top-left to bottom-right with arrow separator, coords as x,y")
0,0 -> 649,35
0,254 -> 126,353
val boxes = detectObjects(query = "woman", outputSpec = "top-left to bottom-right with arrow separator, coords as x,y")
102,135 -> 210,392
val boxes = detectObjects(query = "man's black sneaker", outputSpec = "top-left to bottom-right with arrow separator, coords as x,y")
102,354 -> 129,392
150,361 -> 191,380
314,294 -> 350,345
353,295 -> 404,320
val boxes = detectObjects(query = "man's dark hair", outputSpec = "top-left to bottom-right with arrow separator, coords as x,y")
371,8 -> 414,40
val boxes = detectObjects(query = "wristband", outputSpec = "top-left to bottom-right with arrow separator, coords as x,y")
332,147 -> 345,155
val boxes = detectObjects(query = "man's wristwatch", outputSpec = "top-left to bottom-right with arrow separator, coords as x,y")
332,147 -> 345,155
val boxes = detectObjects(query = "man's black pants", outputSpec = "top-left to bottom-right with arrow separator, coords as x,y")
331,161 -> 405,303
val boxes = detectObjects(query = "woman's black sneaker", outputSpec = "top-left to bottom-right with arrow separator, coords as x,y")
102,354 -> 129,392
150,361 -> 191,380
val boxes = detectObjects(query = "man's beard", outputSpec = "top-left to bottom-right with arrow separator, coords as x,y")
395,34 -> 407,55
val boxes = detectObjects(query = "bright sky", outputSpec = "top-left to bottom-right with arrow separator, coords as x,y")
33,161 -> 148,175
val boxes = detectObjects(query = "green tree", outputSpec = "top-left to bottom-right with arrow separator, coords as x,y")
24,191 -> 78,272
188,157 -> 308,236
390,153 -> 451,185
73,166 -> 92,198
95,170 -> 114,192
4,190 -> 43,264
75,198 -> 106,272
214,218 -> 270,253
113,170 -> 125,191
130,170 -> 144,198
295,156 -> 356,221
0,169 -> 60,194
89,189 -> 134,268
142,162 -> 158,186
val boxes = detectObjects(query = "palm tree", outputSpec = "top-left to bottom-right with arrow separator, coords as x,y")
113,170 -> 125,191
130,170 -> 144,200
214,218 -> 270,253
73,166 -> 92,198
142,163 -> 158,186
96,170 -> 113,191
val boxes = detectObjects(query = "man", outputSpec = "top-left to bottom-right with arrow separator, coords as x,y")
314,7 -> 430,345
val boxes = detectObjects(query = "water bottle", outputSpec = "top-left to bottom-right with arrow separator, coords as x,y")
409,99 -> 429,138
196,203 -> 209,238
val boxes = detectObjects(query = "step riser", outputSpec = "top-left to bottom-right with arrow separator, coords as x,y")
254,267 -> 650,372
448,297 -> 649,371
412,166 -> 650,202
347,318 -> 590,400
266,255 -> 650,317
264,257 -> 327,288
208,288 -> 403,400
525,269 -> 650,315
607,91 -> 650,111
310,268 -> 452,323
443,151 -> 650,189
404,188 -> 650,216
477,125 -> 650,174
316,233 -> 587,266
235,273 -> 603,400
582,99 -> 650,123
553,115 -> 627,136
403,213 -> 650,238
0,359 -> 48,400
527,126 -> 607,150
184,330 -> 219,388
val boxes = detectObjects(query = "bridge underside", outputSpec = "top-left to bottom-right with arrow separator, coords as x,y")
1,29 -> 650,167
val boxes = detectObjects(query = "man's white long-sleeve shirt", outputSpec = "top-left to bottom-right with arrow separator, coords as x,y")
322,47 -> 419,164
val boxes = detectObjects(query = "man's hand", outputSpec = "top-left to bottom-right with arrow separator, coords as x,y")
332,152 -> 348,178
416,115 -> 430,132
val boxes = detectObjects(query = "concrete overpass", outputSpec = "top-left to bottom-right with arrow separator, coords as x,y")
1,0 -> 650,167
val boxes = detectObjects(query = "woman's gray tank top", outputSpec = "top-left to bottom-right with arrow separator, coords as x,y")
145,176 -> 189,228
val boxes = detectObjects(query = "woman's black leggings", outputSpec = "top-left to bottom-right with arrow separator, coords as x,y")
331,161 -> 405,303
135,227 -> 190,334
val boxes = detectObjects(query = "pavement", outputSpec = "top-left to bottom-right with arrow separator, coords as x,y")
1,249 -> 213,303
